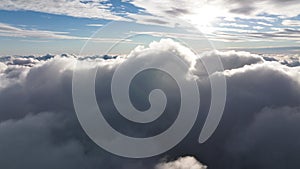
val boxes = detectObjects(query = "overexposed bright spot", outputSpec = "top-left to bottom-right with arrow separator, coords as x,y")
182,5 -> 222,33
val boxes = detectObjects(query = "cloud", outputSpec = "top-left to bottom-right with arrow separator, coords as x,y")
86,24 -> 104,27
0,0 -> 125,20
227,106 -> 300,168
1,0 -> 299,26
190,58 -> 300,169
210,27 -> 300,42
0,112 -> 95,169
219,23 -> 249,28
155,156 -> 207,169
256,22 -> 272,27
2,0 -> 300,45
0,22 -> 141,42
128,0 -> 300,24
248,28 -> 300,40
1,0 -> 300,45
199,50 -> 264,71
253,26 -> 264,30
263,53 -> 300,67
126,13 -> 176,27
0,22 -> 86,39
282,20 -> 300,27
123,0 -> 300,43
0,39 -> 300,169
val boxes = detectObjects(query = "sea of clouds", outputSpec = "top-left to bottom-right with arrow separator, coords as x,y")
0,39 -> 300,169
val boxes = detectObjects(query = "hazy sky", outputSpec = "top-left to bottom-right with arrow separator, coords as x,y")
1,0 -> 300,55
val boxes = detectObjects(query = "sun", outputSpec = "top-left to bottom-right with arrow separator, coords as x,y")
182,5 -> 220,33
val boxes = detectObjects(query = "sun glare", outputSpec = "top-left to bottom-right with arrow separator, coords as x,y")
183,5 -> 220,33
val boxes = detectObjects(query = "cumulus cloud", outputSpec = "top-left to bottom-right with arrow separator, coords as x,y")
201,50 -> 264,70
263,54 -> 300,67
156,156 -> 207,169
0,39 -> 300,169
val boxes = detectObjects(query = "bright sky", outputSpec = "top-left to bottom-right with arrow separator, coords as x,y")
1,0 -> 300,55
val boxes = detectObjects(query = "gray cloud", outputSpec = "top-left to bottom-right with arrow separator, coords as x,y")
0,112 -> 93,169
143,19 -> 169,25
0,39 -> 300,169
248,28 -> 300,40
164,7 -> 190,16
201,50 -> 264,70
230,6 -> 256,15
226,106 -> 300,169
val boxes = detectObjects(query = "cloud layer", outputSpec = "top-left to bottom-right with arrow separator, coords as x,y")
0,39 -> 299,169
0,0 -> 124,20
0,23 -> 85,39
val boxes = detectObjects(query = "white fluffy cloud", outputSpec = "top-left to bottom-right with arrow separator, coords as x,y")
156,156 -> 207,169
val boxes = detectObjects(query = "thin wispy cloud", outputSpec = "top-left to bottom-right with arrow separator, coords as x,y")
0,22 -> 85,39
282,20 -> 300,27
0,0 -> 300,50
0,0 -> 125,20
86,24 -> 104,27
